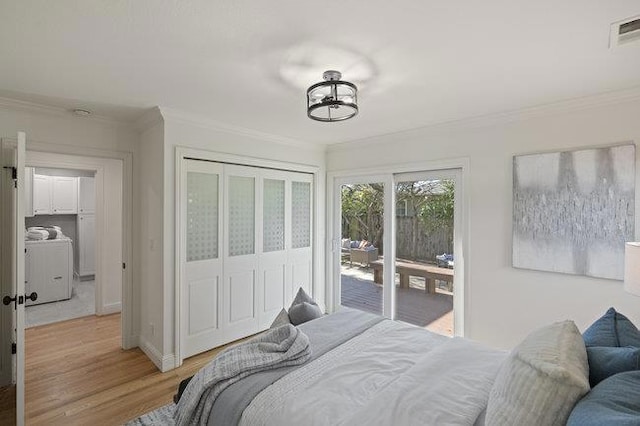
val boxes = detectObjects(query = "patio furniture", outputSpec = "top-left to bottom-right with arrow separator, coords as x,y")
341,239 -> 379,266
370,259 -> 453,293
435,253 -> 454,269
349,247 -> 379,266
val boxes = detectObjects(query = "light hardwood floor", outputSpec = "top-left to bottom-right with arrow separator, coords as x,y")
25,314 -> 229,425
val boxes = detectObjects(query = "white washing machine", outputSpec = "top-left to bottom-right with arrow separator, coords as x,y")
25,237 -> 73,305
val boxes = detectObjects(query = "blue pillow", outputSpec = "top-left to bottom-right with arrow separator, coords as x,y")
583,308 -> 640,348
567,371 -> 640,426
587,346 -> 640,386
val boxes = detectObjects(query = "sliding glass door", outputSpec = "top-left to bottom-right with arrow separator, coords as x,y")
334,169 -> 462,337
338,182 -> 385,316
394,171 -> 457,336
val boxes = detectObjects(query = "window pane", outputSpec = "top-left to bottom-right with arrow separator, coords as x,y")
263,179 -> 285,252
186,172 -> 218,262
228,176 -> 255,256
291,181 -> 311,249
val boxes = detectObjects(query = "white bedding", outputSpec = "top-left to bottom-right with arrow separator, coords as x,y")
240,320 -> 507,426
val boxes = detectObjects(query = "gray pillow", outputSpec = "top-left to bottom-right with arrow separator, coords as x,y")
288,302 -> 323,326
270,308 -> 291,328
486,320 -> 590,426
290,287 -> 316,309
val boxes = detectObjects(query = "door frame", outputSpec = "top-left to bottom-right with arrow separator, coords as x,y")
20,139 -> 135,349
327,157 -> 469,337
174,146 -> 323,365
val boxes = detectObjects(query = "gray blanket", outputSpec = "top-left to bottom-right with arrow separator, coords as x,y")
126,308 -> 382,426
176,323 -> 311,425
209,308 -> 383,425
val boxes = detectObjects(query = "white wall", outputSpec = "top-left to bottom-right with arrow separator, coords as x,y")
137,118 -> 166,365
160,112 -> 326,366
0,101 -> 139,345
327,97 -> 640,350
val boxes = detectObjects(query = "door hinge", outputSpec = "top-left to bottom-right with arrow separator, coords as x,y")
3,166 -> 17,188
11,343 -> 16,355
122,262 -> 126,270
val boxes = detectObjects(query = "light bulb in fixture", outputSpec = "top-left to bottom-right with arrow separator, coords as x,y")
72,108 -> 92,117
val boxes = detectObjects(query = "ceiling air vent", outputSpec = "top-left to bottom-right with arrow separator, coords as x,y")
610,15 -> 640,48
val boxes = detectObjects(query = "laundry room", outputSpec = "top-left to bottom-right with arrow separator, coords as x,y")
24,166 -> 96,327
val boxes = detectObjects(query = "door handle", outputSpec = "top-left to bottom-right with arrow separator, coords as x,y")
2,292 -> 36,309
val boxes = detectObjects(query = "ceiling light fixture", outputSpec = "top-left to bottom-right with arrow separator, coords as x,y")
72,108 -> 92,117
307,70 -> 358,122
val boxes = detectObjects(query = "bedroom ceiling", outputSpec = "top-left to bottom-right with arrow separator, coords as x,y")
1,1 -> 640,145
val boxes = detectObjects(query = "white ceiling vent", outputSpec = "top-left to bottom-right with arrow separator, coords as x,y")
610,15 -> 640,48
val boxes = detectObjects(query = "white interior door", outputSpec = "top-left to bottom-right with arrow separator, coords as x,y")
0,132 -> 27,425
288,176 -> 314,302
258,171 -> 288,329
178,159 -> 315,361
181,160 -> 224,358
223,165 -> 260,342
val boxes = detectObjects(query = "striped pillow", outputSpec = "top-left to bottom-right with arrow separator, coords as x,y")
486,320 -> 590,426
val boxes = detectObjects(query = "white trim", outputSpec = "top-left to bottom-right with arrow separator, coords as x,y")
22,140 -> 135,350
327,157 -> 470,337
0,96 -> 132,127
135,106 -> 164,132
101,302 -> 122,315
174,146 -> 324,366
139,338 -> 176,372
161,107 -> 323,151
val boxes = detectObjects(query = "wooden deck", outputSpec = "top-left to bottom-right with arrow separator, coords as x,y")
340,266 -> 453,336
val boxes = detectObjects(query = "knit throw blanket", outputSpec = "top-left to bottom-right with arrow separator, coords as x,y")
174,324 -> 311,426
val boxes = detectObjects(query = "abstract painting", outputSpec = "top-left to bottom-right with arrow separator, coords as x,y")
512,144 -> 635,280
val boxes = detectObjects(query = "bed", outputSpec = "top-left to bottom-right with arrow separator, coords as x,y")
129,306 -> 640,426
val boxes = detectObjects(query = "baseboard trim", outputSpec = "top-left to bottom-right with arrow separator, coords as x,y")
139,338 -> 176,372
122,333 -> 139,350
100,302 -> 121,315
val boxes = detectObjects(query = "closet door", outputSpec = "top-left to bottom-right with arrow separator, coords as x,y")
288,175 -> 313,302
182,160 -> 224,357
258,171 -> 288,328
223,165 -> 260,341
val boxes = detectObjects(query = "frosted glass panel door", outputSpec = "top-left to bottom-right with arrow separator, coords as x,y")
289,176 -> 313,299
223,165 -> 259,341
258,173 -> 288,328
228,176 -> 255,256
182,160 -> 223,358
263,179 -> 285,252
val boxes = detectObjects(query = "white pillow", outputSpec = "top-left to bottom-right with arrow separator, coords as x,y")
485,320 -> 590,426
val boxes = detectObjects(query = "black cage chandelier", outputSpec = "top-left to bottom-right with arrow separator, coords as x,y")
306,70 -> 358,122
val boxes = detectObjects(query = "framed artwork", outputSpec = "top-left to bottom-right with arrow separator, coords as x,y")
512,143 -> 635,280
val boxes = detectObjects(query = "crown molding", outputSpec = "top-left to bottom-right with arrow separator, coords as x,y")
135,106 -> 164,132
0,96 -> 134,127
329,85 -> 640,151
158,106 -> 324,152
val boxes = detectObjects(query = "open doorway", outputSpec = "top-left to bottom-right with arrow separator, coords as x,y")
24,151 -> 124,327
24,167 -> 98,327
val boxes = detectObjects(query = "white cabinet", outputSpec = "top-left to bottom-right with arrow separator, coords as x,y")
51,176 -> 78,214
25,239 -> 73,306
32,174 -> 78,215
33,174 -> 52,215
77,213 -> 95,277
78,177 -> 95,214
